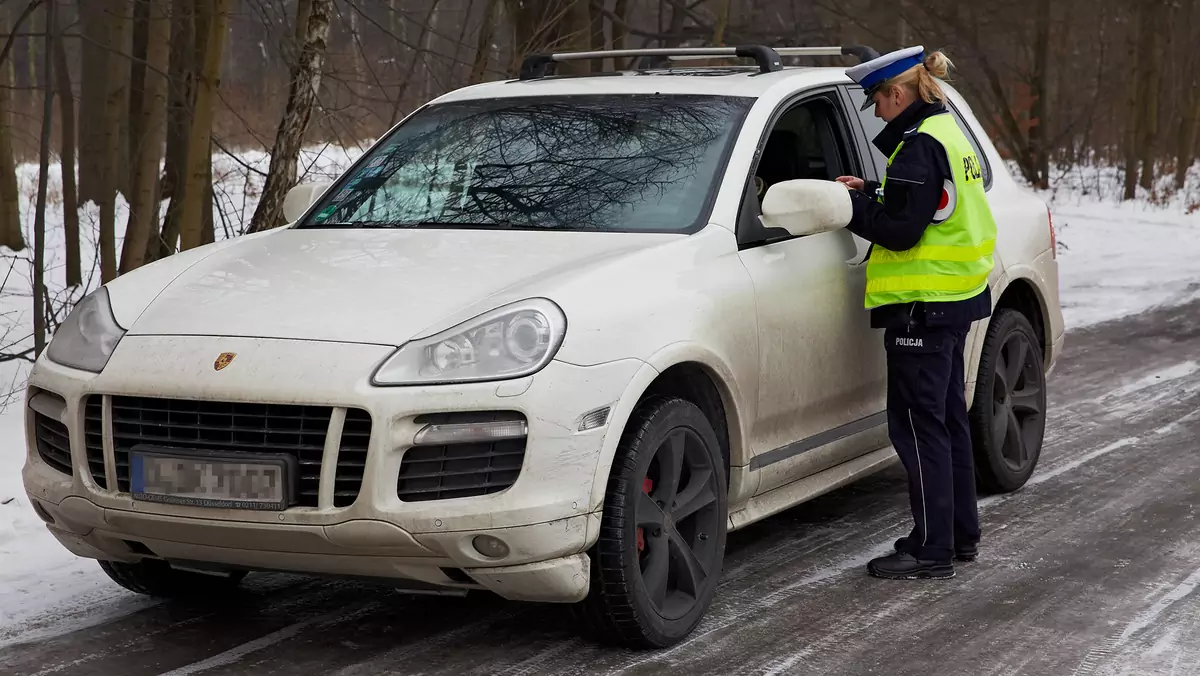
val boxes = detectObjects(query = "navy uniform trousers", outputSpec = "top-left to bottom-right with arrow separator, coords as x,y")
884,321 -> 981,562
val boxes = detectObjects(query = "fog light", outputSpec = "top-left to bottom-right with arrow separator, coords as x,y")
472,534 -> 510,559
414,420 -> 527,446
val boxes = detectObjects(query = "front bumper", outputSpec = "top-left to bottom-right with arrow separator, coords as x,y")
21,335 -> 644,601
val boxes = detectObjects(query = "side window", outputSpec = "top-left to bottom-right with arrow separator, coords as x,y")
946,102 -> 994,191
847,85 -> 887,179
751,97 -> 852,207
738,93 -> 857,246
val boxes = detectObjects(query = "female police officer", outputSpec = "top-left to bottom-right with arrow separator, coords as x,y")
836,46 -> 997,580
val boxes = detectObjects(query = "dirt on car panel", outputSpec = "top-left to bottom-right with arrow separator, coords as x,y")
5,300 -> 1200,675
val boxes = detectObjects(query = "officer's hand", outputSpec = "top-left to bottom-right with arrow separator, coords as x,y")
836,176 -> 864,191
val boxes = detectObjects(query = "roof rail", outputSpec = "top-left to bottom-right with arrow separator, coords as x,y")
519,46 -> 783,80
517,44 -> 880,80
669,45 -> 881,63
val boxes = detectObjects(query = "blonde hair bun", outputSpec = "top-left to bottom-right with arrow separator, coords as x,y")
923,51 -> 953,80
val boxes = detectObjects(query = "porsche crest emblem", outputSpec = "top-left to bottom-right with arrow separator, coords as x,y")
214,352 -> 237,371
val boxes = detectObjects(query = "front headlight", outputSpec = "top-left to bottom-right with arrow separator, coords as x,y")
372,298 -> 567,386
45,287 -> 126,373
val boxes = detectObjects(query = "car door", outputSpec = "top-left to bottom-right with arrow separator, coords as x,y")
736,88 -> 889,497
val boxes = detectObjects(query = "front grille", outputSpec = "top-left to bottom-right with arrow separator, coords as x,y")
335,409 -> 372,507
398,439 -> 526,502
33,410 -> 73,477
109,396 -> 371,508
84,397 -> 106,488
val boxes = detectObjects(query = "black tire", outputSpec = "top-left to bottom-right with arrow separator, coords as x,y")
98,559 -> 247,598
573,396 -> 728,649
969,308 -> 1047,494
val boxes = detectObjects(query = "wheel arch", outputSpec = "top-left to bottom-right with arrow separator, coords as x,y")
966,275 -> 1052,410
584,345 -> 752,515
993,276 -> 1050,361
639,363 -> 735,479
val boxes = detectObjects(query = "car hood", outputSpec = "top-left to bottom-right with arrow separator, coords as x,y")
124,227 -> 678,346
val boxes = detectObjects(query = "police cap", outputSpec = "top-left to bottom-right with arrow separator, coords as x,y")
845,45 -> 925,111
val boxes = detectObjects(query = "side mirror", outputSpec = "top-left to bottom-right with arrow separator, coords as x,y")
760,179 -> 853,238
282,181 -> 333,223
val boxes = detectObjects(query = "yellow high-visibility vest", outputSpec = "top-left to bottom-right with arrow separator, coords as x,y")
864,113 -> 997,309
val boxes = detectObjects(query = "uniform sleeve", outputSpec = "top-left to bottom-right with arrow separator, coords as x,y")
845,135 -> 949,252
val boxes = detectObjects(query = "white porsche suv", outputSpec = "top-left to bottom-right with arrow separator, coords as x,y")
21,45 -> 1063,649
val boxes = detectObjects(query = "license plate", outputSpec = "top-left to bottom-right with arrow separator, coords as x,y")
130,447 -> 296,510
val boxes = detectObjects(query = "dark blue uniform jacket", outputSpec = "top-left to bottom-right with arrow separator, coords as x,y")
846,100 -> 992,330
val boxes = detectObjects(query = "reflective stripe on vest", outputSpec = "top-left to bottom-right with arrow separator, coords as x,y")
864,113 -> 998,309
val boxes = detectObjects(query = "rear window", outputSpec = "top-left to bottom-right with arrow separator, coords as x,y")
300,94 -> 755,233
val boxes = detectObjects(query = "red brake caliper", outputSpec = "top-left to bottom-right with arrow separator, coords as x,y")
637,477 -> 654,552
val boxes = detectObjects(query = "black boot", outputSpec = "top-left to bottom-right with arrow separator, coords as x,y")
894,536 -> 978,562
867,552 -> 954,580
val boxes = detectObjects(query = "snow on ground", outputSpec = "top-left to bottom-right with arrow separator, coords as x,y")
1039,161 -> 1200,328
0,147 -> 1199,643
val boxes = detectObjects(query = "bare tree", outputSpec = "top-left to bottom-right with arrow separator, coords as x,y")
1122,1 -> 1143,200
1137,0 -> 1165,193
177,0 -> 232,251
248,0 -> 333,233
0,10 -> 25,252
148,0 -> 195,263
120,0 -> 170,273
469,0 -> 499,84
98,0 -> 133,281
53,8 -> 80,286
78,0 -> 107,205
33,0 -> 54,356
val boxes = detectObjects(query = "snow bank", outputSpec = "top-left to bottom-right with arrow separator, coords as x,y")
1037,162 -> 1200,329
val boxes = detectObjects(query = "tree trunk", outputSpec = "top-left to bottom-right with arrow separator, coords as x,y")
246,0 -> 331,233
348,2 -> 362,94
33,0 -> 55,356
77,0 -> 107,205
25,4 -> 39,132
589,0 -> 604,52
128,0 -> 150,197
120,0 -> 171,274
469,0 -> 497,84
1176,5 -> 1200,189
1138,0 -> 1164,193
99,0 -> 133,282
712,0 -> 731,45
202,149 -> 214,245
1123,3 -> 1143,201
0,11 -> 25,252
1027,0 -> 1051,189
54,8 -> 80,286
558,0 -> 592,74
149,0 -> 196,263
612,0 -> 631,66
506,0 -> 573,73
388,0 -> 440,126
177,0 -> 232,251
1176,86 -> 1200,190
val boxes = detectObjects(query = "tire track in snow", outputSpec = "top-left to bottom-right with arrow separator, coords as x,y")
155,601 -> 380,676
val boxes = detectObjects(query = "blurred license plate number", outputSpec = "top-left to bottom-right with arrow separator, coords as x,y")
131,452 -> 290,510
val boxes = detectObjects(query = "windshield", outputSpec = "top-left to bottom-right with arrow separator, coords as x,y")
299,94 -> 754,232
